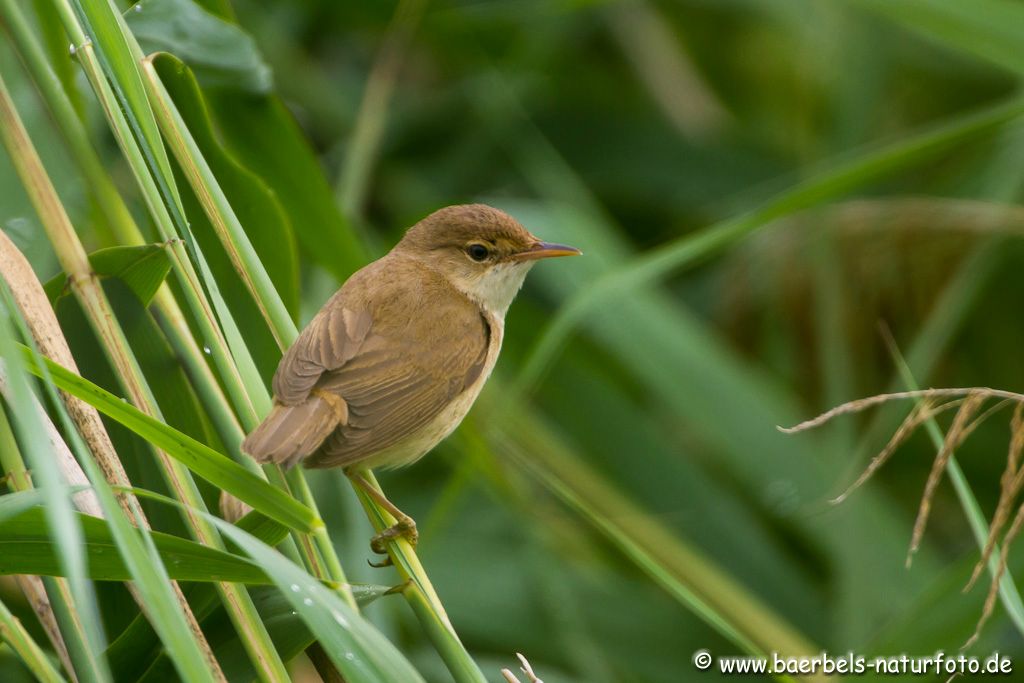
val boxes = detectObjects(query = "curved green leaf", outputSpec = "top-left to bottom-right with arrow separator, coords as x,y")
212,518 -> 426,683
18,344 -> 321,533
44,244 -> 172,306
0,507 -> 269,584
132,585 -> 395,683
107,488 -> 426,683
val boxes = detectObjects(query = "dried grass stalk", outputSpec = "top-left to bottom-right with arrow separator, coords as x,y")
966,403 -> 1024,592
501,653 -> 543,683
907,392 -> 986,566
0,231 -> 131,514
780,388 -> 1024,434
832,398 -> 948,504
784,386 -> 1024,646
968,501 -> 1024,649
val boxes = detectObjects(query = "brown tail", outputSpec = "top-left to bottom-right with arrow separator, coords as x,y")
241,394 -> 342,468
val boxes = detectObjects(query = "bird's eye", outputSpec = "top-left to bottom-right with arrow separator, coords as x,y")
466,243 -> 490,262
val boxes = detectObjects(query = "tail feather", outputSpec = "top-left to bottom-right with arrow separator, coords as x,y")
241,396 -> 340,468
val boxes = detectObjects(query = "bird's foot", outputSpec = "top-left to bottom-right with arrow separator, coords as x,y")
368,516 -> 418,567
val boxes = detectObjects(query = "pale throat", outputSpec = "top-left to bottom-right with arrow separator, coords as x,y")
456,261 -> 534,317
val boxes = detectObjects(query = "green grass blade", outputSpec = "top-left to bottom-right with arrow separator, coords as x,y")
43,244 -> 171,306
107,488 -> 427,683
213,520 -> 427,682
19,345 -> 321,533
0,489 -> 49,523
0,506 -> 271,584
151,53 -> 300,320
69,0 -> 182,212
0,280 -> 110,683
7,320 -> 219,683
0,596 -> 67,683
141,53 -> 297,349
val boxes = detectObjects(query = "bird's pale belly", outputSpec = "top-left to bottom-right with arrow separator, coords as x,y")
361,313 -> 503,470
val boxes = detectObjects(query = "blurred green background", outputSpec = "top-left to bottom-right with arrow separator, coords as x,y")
5,0 -> 1024,681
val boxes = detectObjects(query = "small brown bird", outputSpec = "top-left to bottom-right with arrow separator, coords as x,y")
241,204 -> 579,556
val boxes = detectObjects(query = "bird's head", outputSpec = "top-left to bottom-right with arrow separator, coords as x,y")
395,204 -> 581,315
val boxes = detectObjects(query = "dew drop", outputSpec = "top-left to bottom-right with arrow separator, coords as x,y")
203,345 -> 211,355
68,43 -> 76,55
303,597 -> 313,607
133,3 -> 142,11
290,584 -> 300,593
344,653 -> 355,661
332,610 -> 348,628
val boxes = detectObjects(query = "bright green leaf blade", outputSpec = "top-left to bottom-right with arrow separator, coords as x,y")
136,584 -> 395,683
70,0 -> 183,213
0,507 -> 270,584
104,508 -> 292,680
0,594 -> 66,683
140,48 -> 300,355
234,509 -> 291,547
212,519 -> 426,683
4,325 -> 216,682
18,344 -> 321,533
89,244 -> 172,305
105,279 -> 221,448
137,588 -> 315,683
44,243 -> 172,306
127,0 -> 272,94
109,488 -> 426,682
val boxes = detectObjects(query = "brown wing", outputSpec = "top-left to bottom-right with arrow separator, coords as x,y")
272,291 -> 373,405
306,283 -> 491,468
244,278 -> 374,465
265,255 -> 490,469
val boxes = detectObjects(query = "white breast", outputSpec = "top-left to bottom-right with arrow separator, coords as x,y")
362,312 -> 505,470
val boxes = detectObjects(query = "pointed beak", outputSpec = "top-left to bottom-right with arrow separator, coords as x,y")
513,241 -> 583,262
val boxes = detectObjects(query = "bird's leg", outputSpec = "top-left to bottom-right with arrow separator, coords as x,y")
348,471 -> 418,566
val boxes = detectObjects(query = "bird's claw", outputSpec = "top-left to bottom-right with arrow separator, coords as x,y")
368,518 -> 418,568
